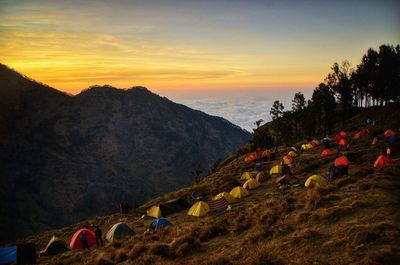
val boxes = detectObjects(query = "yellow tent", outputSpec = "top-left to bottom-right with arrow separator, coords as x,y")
288,150 -> 297,157
301,143 -> 313,150
147,206 -> 162,218
305,175 -> 327,188
213,192 -> 236,203
269,165 -> 282,175
282,155 -> 293,165
187,201 -> 210,217
240,172 -> 253,181
243,178 -> 261,190
230,186 -> 249,199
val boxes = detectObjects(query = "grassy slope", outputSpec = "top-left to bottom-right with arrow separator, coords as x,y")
16,105 -> 400,265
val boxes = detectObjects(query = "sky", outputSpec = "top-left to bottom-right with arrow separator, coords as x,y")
0,0 -> 399,95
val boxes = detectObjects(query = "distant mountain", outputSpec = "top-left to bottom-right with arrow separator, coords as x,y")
0,64 -> 251,243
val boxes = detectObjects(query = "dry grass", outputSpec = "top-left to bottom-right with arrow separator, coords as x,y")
17,109 -> 400,265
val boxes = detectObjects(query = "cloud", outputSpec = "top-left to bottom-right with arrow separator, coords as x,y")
165,88 -> 313,132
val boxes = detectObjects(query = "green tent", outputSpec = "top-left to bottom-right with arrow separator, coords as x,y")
40,236 -> 68,256
105,223 -> 135,242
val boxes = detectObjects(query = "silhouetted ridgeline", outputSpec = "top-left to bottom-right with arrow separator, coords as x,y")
0,64 -> 251,243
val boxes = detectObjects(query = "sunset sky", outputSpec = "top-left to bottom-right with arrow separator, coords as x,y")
1,0 -> 399,95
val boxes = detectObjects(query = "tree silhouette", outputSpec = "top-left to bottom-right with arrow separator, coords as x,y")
270,100 -> 284,120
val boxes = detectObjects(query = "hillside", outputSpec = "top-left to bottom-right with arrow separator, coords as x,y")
0,64 -> 251,244
15,104 -> 400,265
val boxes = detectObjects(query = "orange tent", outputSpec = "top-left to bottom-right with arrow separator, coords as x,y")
69,229 -> 96,250
334,157 -> 350,167
384,129 -> 395,137
320,149 -> 332,157
338,138 -> 347,146
374,155 -> 392,168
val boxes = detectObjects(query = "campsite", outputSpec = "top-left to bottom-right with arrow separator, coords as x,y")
2,103 -> 398,265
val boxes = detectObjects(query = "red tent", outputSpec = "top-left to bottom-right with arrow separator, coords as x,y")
384,129 -> 395,137
321,149 -> 332,157
372,137 -> 377,145
374,155 -> 393,168
335,131 -> 347,141
245,153 -> 256,162
309,140 -> 318,148
69,229 -> 96,250
261,149 -> 271,157
334,157 -> 350,167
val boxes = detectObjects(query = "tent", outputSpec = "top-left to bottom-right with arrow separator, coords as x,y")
208,197 -> 229,212
106,223 -> 135,242
288,150 -> 297,157
291,146 -> 297,152
150,218 -> 172,230
334,157 -> 350,167
282,155 -> 293,165
305,175 -> 327,188
213,192 -> 236,203
256,171 -> 267,182
270,165 -> 282,176
159,198 -> 190,216
374,155 -> 393,168
230,186 -> 249,199
40,236 -> 68,256
276,175 -> 287,185
187,201 -> 210,217
389,134 -> 397,142
322,138 -> 332,148
0,246 -> 16,264
301,143 -> 313,150
243,178 -> 261,190
372,137 -> 378,145
335,131 -> 347,141
69,228 -> 96,250
147,206 -> 162,218
309,141 -> 318,148
384,129 -> 395,137
354,129 -> 368,139
338,138 -> 347,146
261,149 -> 271,157
245,153 -> 256,162
321,149 -> 332,157
240,172 -> 253,181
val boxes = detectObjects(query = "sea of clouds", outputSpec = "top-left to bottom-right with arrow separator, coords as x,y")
163,88 -> 313,132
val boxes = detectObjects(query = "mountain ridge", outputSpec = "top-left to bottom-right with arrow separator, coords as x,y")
0,64 -> 251,243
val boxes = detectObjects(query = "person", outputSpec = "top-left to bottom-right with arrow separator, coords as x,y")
79,231 -> 90,250
94,225 -> 103,247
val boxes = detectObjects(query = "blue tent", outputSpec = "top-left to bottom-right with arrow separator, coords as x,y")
389,134 -> 397,142
0,246 -> 16,265
322,138 -> 332,148
150,218 -> 172,230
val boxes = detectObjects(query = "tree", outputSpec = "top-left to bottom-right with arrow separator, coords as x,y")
270,100 -> 284,120
311,83 -> 337,135
291,92 -> 306,112
325,60 -> 354,125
